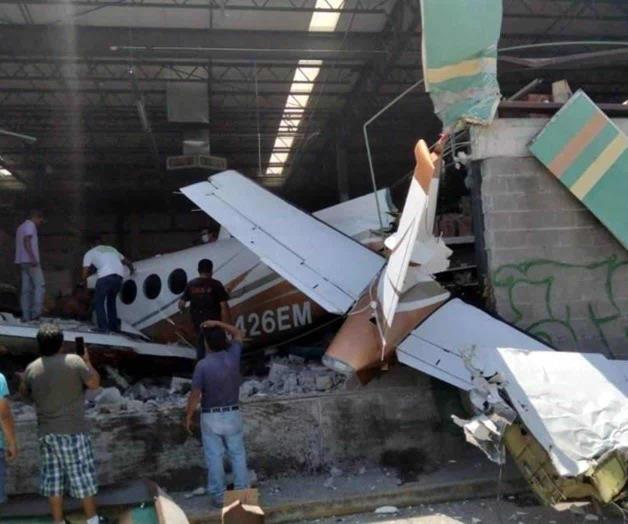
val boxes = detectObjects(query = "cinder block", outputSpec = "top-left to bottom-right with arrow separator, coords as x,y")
483,211 -> 512,232
506,175 -> 542,194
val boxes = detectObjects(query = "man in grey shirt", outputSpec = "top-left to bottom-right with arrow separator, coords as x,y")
21,324 -> 105,524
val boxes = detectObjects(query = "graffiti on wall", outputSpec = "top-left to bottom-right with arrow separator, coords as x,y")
492,255 -> 628,350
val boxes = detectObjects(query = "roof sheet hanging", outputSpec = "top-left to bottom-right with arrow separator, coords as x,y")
420,0 -> 503,130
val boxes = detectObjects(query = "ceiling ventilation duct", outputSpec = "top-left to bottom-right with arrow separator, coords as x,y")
166,83 -> 226,171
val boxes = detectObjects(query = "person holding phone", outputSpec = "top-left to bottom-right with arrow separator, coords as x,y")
20,324 -> 106,524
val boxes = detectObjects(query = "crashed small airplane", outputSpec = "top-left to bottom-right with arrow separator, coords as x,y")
181,140 -> 627,508
0,191 -> 393,366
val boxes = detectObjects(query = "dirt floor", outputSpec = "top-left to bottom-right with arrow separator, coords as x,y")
301,497 -> 626,523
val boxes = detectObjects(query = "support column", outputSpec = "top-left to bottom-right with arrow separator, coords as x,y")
335,124 -> 350,202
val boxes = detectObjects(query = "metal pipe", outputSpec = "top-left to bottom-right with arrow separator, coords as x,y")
111,45 -> 386,56
500,40 -> 628,53
363,78 -> 424,231
508,78 -> 543,101
0,128 -> 37,144
254,61 -> 262,178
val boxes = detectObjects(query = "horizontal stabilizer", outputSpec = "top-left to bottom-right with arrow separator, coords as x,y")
181,172 -> 386,315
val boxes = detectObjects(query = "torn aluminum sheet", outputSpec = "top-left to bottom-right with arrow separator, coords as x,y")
421,0 -> 503,130
476,347 -> 628,477
452,371 -> 517,464
181,172 -> 386,315
529,90 -> 628,249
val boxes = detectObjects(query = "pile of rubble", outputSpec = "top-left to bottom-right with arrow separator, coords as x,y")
9,356 -> 346,420
239,356 -> 346,400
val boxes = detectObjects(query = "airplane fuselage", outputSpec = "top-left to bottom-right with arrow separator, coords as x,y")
114,191 -> 391,349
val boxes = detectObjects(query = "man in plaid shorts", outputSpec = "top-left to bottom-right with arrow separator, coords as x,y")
21,324 -> 105,524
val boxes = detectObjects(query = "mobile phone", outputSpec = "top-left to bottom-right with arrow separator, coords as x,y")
75,337 -> 85,356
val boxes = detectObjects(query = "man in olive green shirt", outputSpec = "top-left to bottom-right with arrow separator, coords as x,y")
21,324 -> 105,524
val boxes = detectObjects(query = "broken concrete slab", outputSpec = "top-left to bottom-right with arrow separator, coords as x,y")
95,387 -> 124,405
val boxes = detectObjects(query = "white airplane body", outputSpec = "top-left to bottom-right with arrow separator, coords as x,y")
0,190 -> 393,362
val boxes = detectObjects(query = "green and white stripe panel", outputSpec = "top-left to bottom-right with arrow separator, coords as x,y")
529,90 -> 628,249
421,0 -> 503,130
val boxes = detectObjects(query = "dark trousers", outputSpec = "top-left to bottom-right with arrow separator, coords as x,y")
94,274 -> 123,332
196,331 -> 206,361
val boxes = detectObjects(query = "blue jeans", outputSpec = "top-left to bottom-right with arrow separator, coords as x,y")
20,264 -> 45,321
0,453 -> 6,504
94,274 -> 123,332
200,411 -> 249,504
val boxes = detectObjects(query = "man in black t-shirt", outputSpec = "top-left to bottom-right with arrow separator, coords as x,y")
178,259 -> 231,360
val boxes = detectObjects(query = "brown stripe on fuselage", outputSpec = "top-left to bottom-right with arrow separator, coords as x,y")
224,267 -> 257,294
231,280 -> 296,313
548,112 -> 607,177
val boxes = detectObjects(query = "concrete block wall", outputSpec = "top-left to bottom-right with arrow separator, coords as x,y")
472,119 -> 628,357
7,372 -> 464,494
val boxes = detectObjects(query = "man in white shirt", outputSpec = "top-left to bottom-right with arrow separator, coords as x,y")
15,210 -> 45,321
82,240 -> 135,332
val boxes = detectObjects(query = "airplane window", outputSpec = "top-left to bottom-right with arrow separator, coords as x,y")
144,274 -> 162,300
168,268 -> 187,295
121,280 -> 137,305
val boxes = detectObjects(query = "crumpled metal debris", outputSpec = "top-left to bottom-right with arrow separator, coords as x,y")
451,347 -> 516,464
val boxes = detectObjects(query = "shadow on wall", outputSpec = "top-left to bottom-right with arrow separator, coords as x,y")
492,255 -> 628,354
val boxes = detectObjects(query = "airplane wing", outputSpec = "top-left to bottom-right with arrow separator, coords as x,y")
483,347 -> 628,477
396,298 -> 552,390
399,300 -> 628,478
0,314 -> 196,360
180,172 -> 386,315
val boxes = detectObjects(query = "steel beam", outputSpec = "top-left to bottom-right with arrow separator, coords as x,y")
0,25 -> 384,61
0,0 -> 389,14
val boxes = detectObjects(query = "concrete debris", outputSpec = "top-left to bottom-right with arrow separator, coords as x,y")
472,518 -> 482,524
240,357 -> 346,400
315,375 -> 333,391
358,466 -> 367,475
170,376 -> 192,395
323,477 -> 335,489
94,387 -> 124,405
184,486 -> 206,499
10,401 -> 36,420
584,515 -> 599,521
126,382 -> 150,401
105,366 -> 130,390
374,506 -> 399,514
8,355 -> 347,422
287,354 -> 305,366
330,466 -> 343,478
